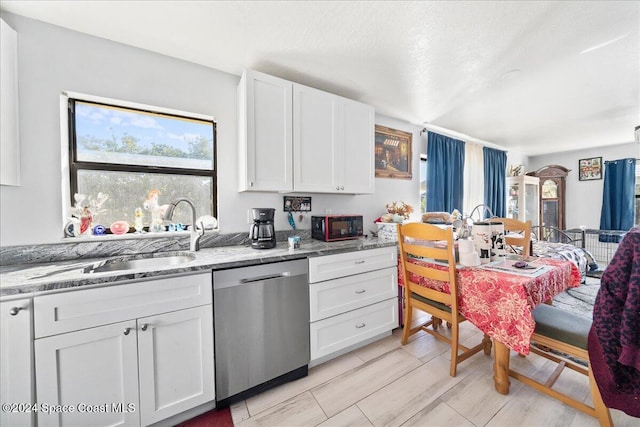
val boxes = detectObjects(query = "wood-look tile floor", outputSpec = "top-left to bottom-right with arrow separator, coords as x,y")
229,317 -> 637,426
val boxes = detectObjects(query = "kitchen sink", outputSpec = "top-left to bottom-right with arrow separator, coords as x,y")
83,252 -> 196,274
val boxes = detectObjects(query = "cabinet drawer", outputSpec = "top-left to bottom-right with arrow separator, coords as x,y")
310,298 -> 398,361
34,273 -> 212,338
308,246 -> 397,283
310,267 -> 397,322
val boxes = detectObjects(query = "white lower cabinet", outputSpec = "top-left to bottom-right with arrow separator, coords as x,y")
33,274 -> 214,427
308,247 -> 398,366
1,298 -> 35,427
35,320 -> 140,427
137,306 -> 214,426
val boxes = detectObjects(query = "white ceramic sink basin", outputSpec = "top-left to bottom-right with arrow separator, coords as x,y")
83,252 -> 196,274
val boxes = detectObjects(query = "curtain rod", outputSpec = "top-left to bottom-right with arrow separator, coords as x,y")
420,124 -> 507,151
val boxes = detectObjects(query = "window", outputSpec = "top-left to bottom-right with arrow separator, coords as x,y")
65,93 -> 216,233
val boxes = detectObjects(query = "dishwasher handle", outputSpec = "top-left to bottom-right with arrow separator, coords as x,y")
240,272 -> 291,284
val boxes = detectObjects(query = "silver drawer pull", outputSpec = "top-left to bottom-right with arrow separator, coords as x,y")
355,323 -> 366,329
141,324 -> 149,331
354,260 -> 365,264
123,328 -> 132,336
9,307 -> 23,316
355,289 -> 366,294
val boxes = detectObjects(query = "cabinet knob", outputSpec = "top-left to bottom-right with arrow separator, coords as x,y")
340,186 -> 344,190
355,289 -> 366,294
250,182 -> 254,187
141,323 -> 149,331
355,323 -> 366,329
9,307 -> 22,316
123,327 -> 132,335
336,186 -> 340,190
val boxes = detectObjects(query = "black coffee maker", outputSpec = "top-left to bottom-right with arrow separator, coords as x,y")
250,208 -> 276,249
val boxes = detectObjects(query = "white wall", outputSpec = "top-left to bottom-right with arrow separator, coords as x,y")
0,12 -> 422,246
528,142 -> 639,229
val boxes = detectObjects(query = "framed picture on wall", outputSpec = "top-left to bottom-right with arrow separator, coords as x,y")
578,156 -> 602,181
375,125 -> 412,179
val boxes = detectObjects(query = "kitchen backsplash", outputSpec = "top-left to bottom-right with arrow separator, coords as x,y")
0,230 -> 311,266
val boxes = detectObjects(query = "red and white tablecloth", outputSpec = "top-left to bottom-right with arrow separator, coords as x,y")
398,257 -> 582,354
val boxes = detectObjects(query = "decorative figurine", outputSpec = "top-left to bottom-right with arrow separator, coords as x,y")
143,189 -> 169,232
68,192 -> 109,237
134,207 -> 145,233
79,206 -> 93,236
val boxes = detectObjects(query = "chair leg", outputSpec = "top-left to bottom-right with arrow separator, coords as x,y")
401,302 -> 413,345
587,363 -> 613,427
450,322 -> 460,377
433,317 -> 442,330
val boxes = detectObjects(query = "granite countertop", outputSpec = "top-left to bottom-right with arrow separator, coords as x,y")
0,238 -> 397,298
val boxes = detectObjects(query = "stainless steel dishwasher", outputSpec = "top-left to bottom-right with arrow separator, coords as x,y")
213,259 -> 309,406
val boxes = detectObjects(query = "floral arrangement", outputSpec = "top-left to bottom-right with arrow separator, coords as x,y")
386,201 -> 414,219
376,200 -> 414,223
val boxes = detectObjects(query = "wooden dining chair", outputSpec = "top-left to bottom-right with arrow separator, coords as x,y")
509,304 -> 612,426
491,217 -> 532,256
397,223 -> 492,377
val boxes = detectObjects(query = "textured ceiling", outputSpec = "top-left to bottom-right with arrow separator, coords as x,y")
1,0 -> 638,155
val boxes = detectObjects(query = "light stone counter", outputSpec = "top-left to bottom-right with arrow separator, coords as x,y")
0,237 -> 397,298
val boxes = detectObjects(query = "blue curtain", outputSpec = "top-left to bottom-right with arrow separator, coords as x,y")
483,147 -> 507,217
599,158 -> 636,242
426,132 -> 465,213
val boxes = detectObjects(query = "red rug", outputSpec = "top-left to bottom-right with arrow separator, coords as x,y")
175,407 -> 233,427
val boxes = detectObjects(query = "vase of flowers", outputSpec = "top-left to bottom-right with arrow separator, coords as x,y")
375,201 -> 414,240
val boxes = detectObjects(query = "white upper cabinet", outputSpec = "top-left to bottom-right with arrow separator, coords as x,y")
238,70 -> 374,194
1,18 -> 20,186
238,69 -> 293,192
293,83 -> 340,193
341,97 -> 375,194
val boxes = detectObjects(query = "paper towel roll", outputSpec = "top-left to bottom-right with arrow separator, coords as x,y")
459,251 -> 481,267
458,238 -> 475,254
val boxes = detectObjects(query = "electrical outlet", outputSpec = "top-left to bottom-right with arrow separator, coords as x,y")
247,209 -> 252,224
325,208 -> 332,214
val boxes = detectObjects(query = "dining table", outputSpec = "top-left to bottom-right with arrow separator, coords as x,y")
398,255 -> 582,394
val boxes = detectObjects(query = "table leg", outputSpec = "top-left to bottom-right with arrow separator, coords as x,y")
493,340 -> 511,394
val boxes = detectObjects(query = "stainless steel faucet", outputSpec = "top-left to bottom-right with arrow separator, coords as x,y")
163,198 -> 205,251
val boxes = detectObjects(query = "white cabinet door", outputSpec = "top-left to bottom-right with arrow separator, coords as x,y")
293,83 -> 374,194
137,305 -> 215,426
293,83 -> 340,193
35,321 -> 140,427
1,299 -> 34,427
238,69 -> 293,192
341,98 -> 375,194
